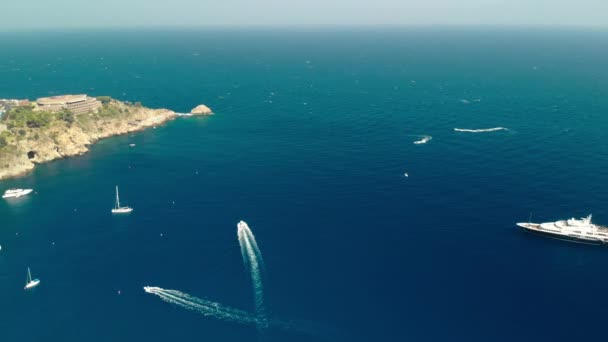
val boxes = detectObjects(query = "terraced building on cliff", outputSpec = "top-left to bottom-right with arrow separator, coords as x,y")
36,94 -> 101,115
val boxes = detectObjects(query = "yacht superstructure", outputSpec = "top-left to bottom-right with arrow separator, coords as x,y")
517,215 -> 608,245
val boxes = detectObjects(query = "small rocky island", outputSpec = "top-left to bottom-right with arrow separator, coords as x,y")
0,95 -> 212,180
190,104 -> 213,115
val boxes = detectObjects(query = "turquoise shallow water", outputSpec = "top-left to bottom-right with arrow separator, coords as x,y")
1,28 -> 608,341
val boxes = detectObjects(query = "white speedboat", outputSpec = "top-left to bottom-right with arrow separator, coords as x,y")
111,186 -> 133,214
413,136 -> 432,145
517,214 -> 608,245
24,267 -> 40,290
2,188 -> 33,199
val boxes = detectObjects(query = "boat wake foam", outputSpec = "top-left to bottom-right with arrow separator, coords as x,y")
412,135 -> 432,144
459,98 -> 481,104
453,127 -> 508,133
238,221 -> 267,328
144,286 -> 259,324
143,286 -> 330,338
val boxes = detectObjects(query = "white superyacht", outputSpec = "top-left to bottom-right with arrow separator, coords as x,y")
517,214 -> 608,245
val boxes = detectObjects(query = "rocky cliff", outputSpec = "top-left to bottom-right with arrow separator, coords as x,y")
0,99 -> 176,180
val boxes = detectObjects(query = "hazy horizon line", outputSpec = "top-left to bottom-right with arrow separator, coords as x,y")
1,23 -> 607,33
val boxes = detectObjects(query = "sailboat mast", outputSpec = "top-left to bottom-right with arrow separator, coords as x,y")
27,267 -> 31,282
115,186 -> 120,208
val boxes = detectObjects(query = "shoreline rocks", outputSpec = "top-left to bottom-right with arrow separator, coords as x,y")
0,99 -> 177,181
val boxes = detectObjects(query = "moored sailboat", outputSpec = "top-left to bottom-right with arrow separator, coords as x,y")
24,267 -> 40,290
111,186 -> 133,214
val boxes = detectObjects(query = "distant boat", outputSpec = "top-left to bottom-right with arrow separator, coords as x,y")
24,267 -> 40,290
129,143 -> 136,147
111,186 -> 133,214
2,188 -> 33,199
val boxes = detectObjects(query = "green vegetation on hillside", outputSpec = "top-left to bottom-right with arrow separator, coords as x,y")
0,97 -> 139,155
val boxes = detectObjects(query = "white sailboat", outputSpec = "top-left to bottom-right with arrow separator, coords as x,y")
111,186 -> 133,214
24,267 -> 40,290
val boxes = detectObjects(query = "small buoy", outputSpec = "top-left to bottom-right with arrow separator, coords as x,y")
160,233 -> 164,237
118,290 -> 121,295
404,173 -> 409,177
52,242 -> 55,246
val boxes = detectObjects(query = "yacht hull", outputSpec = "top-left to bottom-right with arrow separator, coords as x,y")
24,279 -> 40,290
112,207 -> 133,214
2,189 -> 33,199
518,224 -> 606,246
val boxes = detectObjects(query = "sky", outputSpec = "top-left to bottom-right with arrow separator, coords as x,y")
1,0 -> 607,30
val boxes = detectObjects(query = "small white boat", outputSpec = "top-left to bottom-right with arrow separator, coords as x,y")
24,267 -> 40,290
404,172 -> 409,177
413,136 -> 432,145
2,188 -> 33,199
129,143 -> 136,147
111,186 -> 133,214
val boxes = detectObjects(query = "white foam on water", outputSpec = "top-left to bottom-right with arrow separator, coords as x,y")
459,98 -> 481,104
453,127 -> 508,133
144,286 -> 259,325
144,286 -> 329,338
237,221 -> 267,328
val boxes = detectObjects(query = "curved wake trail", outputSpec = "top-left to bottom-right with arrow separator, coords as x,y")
454,127 -> 508,133
237,221 -> 267,329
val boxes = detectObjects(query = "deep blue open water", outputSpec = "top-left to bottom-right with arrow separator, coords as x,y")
1,28 -> 608,341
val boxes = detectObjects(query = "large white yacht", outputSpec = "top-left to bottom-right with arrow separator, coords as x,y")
2,188 -> 33,199
517,214 -> 608,245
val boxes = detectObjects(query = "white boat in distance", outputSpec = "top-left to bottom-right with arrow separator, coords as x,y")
2,188 -> 33,199
517,214 -> 608,245
24,267 -> 40,290
111,186 -> 133,214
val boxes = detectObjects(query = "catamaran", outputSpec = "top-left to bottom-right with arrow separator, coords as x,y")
24,267 -> 40,290
111,186 -> 133,214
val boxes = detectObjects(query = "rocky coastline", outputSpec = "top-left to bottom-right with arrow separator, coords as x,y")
0,97 -> 212,181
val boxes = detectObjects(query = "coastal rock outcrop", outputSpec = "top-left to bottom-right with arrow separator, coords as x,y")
190,104 -> 213,115
0,98 -> 176,180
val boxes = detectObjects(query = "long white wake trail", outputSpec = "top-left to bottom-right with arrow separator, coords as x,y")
237,220 -> 267,328
144,286 -> 331,338
454,127 -> 508,133
144,286 -> 259,325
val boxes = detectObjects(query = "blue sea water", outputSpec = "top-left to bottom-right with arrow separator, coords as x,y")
1,28 -> 608,341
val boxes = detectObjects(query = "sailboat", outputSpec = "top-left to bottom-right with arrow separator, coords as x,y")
111,186 -> 133,214
24,267 -> 40,290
